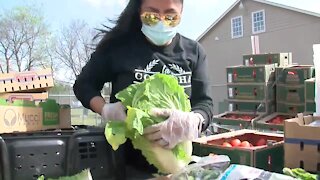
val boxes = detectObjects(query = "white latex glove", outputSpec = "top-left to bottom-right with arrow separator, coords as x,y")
101,102 -> 127,121
144,108 -> 204,149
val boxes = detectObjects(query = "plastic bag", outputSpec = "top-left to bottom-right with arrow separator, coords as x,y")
170,155 -> 230,180
220,164 -> 296,180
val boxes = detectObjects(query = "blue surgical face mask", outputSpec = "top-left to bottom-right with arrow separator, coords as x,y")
141,21 -> 178,46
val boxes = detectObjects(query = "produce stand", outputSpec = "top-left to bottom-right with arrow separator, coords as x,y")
1,51 -> 319,179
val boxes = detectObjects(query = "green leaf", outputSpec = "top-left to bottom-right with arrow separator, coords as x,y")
37,169 -> 92,180
104,121 -> 127,150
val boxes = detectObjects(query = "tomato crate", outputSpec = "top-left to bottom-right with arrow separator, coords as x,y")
276,84 -> 305,103
254,113 -> 296,132
212,111 -> 265,129
275,65 -> 315,85
0,69 -> 54,93
243,52 -> 292,67
227,83 -> 275,101
276,101 -> 305,115
305,78 -> 315,102
226,64 -> 276,83
193,129 -> 284,173
228,100 -> 275,113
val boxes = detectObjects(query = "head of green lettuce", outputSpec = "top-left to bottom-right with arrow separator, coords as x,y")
105,73 -> 193,174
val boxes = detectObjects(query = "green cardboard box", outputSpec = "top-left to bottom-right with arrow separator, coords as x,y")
226,64 -> 276,83
227,83 -> 275,101
305,101 -> 316,113
254,113 -> 296,132
276,101 -> 305,115
228,100 -> 275,113
193,129 -> 284,173
276,65 -> 315,85
212,111 -> 265,129
243,53 -> 292,67
305,78 -> 315,102
276,84 -> 305,103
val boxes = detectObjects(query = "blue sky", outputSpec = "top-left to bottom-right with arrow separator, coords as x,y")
1,0 -> 319,82
0,0 -> 320,39
1,0 -> 319,40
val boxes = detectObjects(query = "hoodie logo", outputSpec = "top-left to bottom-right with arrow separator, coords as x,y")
134,59 -> 191,88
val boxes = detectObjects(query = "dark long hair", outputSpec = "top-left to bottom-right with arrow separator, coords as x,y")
95,0 -> 184,51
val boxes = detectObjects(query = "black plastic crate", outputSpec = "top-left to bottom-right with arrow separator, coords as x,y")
0,126 -> 151,180
67,126 -> 120,180
0,130 -> 73,180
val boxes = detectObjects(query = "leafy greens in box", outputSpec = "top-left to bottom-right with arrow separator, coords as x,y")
105,73 -> 193,174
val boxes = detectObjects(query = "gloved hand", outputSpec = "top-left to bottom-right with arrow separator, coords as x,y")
101,102 -> 127,121
144,108 -> 204,149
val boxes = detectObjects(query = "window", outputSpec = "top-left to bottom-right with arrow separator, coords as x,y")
252,10 -> 266,34
231,16 -> 243,39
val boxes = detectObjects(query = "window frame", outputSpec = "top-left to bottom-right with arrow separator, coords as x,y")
231,15 -> 244,39
251,9 -> 266,34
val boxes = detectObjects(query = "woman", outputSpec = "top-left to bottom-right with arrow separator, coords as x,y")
73,0 -> 213,177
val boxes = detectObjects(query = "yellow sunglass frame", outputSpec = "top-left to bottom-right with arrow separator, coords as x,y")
140,12 -> 181,27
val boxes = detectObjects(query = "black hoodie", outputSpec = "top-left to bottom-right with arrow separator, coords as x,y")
73,32 -> 213,172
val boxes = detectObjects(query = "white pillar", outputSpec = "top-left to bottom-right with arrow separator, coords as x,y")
313,44 -> 320,116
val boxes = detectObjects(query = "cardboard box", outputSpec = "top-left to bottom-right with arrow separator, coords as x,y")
0,68 -> 54,93
212,111 -> 265,129
284,114 -> 320,173
276,84 -> 305,103
228,99 -> 275,113
193,129 -> 284,173
254,113 -> 296,132
227,83 -> 275,101
276,101 -> 305,115
0,92 -> 48,103
0,99 -> 71,133
276,65 -> 315,85
305,78 -> 315,102
243,52 -> 292,67
226,64 -> 276,83
59,104 -> 71,129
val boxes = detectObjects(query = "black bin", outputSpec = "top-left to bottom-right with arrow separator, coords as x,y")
66,126 -> 122,180
0,130 -> 73,180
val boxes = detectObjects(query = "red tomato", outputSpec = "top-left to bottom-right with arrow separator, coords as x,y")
240,141 -> 251,147
256,138 -> 267,146
222,142 -> 232,147
273,119 -> 282,124
230,139 -> 241,147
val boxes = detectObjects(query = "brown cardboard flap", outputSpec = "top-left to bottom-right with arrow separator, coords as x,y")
285,143 -> 319,172
285,115 -> 320,140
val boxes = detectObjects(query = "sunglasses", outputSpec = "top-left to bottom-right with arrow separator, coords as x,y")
140,12 -> 181,27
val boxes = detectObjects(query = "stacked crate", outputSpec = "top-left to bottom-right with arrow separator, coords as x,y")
0,68 -> 54,103
226,64 -> 276,114
211,53 -> 293,131
0,69 -> 72,134
255,65 -> 315,132
275,65 -> 315,115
